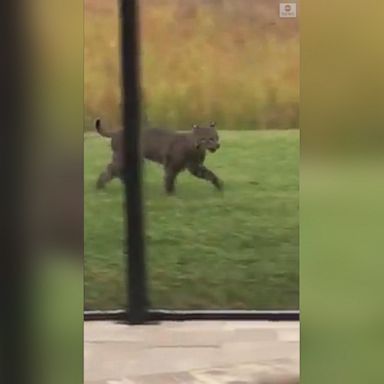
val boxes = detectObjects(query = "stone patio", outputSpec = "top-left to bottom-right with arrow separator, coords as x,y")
84,321 -> 300,384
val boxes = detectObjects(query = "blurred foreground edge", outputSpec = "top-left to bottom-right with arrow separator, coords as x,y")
0,1 -> 30,384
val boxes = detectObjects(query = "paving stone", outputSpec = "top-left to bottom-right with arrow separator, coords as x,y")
129,372 -> 196,384
85,322 -> 149,343
144,329 -> 227,347
227,329 -> 278,343
276,330 -> 300,343
84,321 -> 299,384
219,341 -> 299,366
222,322 -> 299,331
191,362 -> 298,384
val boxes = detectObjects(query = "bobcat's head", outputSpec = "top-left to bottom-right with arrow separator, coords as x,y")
192,122 -> 220,153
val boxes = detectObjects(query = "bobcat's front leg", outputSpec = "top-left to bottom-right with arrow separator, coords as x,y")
188,164 -> 223,190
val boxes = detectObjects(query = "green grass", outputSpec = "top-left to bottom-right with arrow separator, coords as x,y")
85,130 -> 299,310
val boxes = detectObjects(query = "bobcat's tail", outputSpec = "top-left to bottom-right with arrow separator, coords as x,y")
95,118 -> 112,138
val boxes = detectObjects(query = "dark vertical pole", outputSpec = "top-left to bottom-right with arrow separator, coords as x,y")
119,0 -> 149,324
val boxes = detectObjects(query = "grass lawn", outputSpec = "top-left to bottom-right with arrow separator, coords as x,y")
84,130 -> 299,310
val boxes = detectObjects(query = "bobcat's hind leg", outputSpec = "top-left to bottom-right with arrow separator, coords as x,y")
96,163 -> 119,189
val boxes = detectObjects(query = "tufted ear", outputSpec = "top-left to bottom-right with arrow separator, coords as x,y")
209,121 -> 216,127
192,124 -> 200,132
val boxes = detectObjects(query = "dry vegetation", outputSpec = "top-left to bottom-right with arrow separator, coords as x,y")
85,0 -> 299,131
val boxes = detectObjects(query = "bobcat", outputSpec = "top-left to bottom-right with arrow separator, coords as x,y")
95,118 -> 223,194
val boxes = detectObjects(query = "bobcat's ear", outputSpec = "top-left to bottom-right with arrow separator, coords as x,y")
192,124 -> 199,131
209,121 -> 216,127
